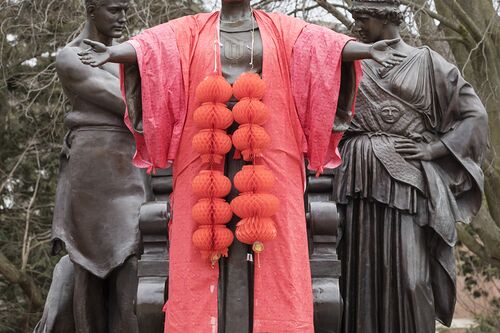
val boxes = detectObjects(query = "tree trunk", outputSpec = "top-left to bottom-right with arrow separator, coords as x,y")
432,0 -> 500,267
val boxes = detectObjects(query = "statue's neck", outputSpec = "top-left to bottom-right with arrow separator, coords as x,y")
378,26 -> 412,52
80,21 -> 113,46
380,25 -> 401,42
220,1 -> 252,23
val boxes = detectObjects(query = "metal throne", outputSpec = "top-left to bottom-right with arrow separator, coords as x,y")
135,168 -> 342,332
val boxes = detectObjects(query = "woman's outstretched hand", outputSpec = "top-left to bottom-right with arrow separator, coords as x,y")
369,38 -> 406,68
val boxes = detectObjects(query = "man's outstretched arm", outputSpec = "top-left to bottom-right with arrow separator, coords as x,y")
78,39 -> 137,67
342,39 -> 406,68
57,47 -> 125,114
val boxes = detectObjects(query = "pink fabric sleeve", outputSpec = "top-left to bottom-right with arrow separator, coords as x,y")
120,23 -> 185,173
291,24 -> 362,174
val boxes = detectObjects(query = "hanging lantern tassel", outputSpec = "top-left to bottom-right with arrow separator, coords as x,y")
236,217 -> 277,267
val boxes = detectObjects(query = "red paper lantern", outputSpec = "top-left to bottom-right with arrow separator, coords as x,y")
192,198 -> 233,225
230,193 -> 279,218
192,225 -> 234,259
232,99 -> 270,125
233,72 -> 266,100
192,129 -> 232,164
192,170 -> 231,198
234,165 -> 275,193
236,216 -> 277,246
193,102 -> 233,129
232,124 -> 271,161
195,75 -> 233,104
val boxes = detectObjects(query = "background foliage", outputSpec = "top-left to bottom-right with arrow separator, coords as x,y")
0,0 -> 498,332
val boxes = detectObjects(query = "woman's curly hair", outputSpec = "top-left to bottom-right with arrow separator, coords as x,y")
351,6 -> 404,25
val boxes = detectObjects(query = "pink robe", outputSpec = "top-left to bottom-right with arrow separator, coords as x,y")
122,10 -> 361,332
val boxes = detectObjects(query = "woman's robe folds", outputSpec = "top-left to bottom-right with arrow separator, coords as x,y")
120,10 -> 361,333
333,47 -> 488,332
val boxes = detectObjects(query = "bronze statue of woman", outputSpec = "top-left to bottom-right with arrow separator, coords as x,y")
333,1 -> 489,332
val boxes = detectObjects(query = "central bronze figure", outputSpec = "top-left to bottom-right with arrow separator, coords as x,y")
79,0 -> 408,331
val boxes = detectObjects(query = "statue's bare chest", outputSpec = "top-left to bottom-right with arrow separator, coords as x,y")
220,22 -> 263,84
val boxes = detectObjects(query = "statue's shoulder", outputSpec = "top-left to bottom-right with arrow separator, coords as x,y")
418,46 -> 443,63
138,12 -> 212,38
168,12 -> 214,32
259,10 -> 307,27
55,44 -> 84,79
255,10 -> 307,45
420,45 -> 461,78
56,42 -> 109,87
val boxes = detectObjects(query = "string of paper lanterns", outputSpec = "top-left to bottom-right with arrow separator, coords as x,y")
192,72 -> 279,266
191,75 -> 235,266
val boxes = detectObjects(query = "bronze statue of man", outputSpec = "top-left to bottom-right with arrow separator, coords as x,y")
333,1 -> 489,332
35,0 -> 147,332
78,0 -> 407,331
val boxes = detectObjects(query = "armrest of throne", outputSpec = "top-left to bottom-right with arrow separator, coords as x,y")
136,168 -> 172,332
305,169 -> 343,333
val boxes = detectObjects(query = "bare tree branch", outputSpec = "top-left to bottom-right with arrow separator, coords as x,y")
0,135 -> 36,195
401,0 -> 474,48
313,0 -> 353,29
457,224 -> 500,268
0,252 -> 43,309
21,146 -> 41,272
440,0 -> 485,43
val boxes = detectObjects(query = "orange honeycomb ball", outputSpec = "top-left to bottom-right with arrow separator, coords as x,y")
193,103 -> 233,129
234,165 -> 275,193
192,129 -> 232,164
192,198 -> 233,225
192,170 -> 231,198
230,192 -> 279,218
195,75 -> 233,104
233,72 -> 266,100
192,225 -> 234,257
236,216 -> 277,245
232,99 -> 270,125
232,124 -> 271,161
